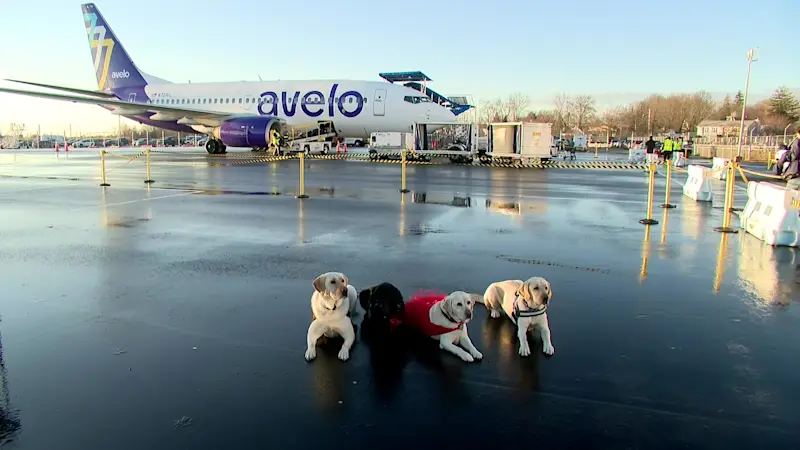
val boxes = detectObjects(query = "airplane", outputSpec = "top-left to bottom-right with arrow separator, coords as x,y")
0,3 -> 465,154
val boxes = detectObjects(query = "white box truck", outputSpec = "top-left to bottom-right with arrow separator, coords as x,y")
487,122 -> 554,162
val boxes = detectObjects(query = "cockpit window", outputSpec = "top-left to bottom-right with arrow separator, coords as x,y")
403,96 -> 432,104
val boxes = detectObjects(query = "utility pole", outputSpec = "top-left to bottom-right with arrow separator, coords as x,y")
736,48 -> 758,158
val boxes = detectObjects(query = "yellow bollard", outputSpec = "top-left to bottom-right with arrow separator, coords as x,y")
144,148 -> 154,184
713,233 -> 730,293
400,150 -> 410,193
714,161 -> 738,233
639,224 -> 651,284
296,151 -> 309,199
660,160 -> 676,209
99,150 -> 110,186
639,163 -> 659,225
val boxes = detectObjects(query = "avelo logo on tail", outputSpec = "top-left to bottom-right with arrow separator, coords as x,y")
111,70 -> 130,79
83,11 -> 115,90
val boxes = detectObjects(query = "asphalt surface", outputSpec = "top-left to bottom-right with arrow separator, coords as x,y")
0,147 -> 798,449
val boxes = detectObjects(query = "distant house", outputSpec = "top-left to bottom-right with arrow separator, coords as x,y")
696,116 -> 761,137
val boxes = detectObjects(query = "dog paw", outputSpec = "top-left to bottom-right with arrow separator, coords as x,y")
304,348 -> 317,361
337,348 -> 350,361
519,345 -> 531,357
460,353 -> 475,362
490,310 -> 501,319
470,349 -> 483,360
542,343 -> 555,356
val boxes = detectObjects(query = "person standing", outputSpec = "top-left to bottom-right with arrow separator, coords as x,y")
662,136 -> 673,162
645,136 -> 656,163
782,129 -> 800,189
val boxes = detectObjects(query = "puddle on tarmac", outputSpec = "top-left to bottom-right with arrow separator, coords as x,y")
407,225 -> 448,236
105,217 -> 151,228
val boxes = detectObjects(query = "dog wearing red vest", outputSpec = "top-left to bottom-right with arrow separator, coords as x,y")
403,290 -> 483,362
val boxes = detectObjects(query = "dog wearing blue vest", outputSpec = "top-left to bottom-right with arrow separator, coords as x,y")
476,277 -> 554,357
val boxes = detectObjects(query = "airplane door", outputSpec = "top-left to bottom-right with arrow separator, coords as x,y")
127,93 -> 136,102
373,89 -> 386,116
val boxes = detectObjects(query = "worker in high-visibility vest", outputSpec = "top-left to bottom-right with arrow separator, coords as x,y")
662,136 -> 673,162
270,129 -> 281,155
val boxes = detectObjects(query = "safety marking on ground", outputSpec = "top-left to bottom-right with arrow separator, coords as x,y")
496,255 -> 612,274
206,156 -> 295,167
69,190 -> 201,211
542,161 -> 646,170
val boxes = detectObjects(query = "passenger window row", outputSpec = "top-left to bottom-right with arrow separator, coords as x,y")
149,97 -> 368,106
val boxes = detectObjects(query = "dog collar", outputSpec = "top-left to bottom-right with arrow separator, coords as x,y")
324,296 -> 339,311
513,294 -> 546,320
441,306 -> 464,328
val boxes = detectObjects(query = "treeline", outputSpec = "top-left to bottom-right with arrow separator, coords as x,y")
469,86 -> 800,137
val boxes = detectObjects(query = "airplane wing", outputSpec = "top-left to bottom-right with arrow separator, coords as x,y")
0,86 -> 264,128
4,79 -> 117,98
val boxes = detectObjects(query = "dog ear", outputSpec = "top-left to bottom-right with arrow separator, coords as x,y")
359,288 -> 371,311
545,279 -> 553,299
312,274 -> 327,293
518,282 -> 532,302
342,274 -> 349,287
442,293 -> 456,316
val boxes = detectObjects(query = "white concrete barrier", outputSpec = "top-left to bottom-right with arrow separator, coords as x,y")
739,181 -> 800,247
628,148 -> 645,163
711,157 -> 729,180
682,164 -> 713,202
674,151 -> 686,168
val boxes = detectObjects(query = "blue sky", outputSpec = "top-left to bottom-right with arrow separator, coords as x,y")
0,0 -> 795,134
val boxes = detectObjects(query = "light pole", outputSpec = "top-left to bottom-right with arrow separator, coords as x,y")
736,48 -> 758,158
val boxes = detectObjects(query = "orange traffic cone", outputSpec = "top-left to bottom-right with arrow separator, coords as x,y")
55,143 -> 59,152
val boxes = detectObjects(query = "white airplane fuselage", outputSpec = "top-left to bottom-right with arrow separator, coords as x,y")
139,80 -> 455,137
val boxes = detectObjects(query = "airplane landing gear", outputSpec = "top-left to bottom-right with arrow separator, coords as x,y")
206,139 -> 227,154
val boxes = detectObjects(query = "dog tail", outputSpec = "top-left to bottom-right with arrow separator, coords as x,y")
469,293 -> 485,305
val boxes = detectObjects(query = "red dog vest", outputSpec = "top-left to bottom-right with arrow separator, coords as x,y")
403,291 -> 463,337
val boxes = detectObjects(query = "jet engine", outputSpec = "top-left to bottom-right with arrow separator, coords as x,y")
212,116 -> 282,148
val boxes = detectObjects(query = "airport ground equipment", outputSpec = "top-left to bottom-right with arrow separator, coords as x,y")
411,121 -> 478,164
485,122 -> 555,164
378,71 -> 472,117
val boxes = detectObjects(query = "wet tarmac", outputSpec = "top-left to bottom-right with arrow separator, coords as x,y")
0,148 -> 799,449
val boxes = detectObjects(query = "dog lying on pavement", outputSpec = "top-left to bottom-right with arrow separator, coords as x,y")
305,271 -> 358,362
402,290 -> 482,362
359,282 -> 405,331
476,277 -> 554,357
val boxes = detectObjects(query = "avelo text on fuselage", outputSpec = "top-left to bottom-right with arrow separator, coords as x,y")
256,83 -> 363,119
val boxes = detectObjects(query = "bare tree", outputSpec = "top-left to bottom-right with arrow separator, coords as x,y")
567,95 -> 596,131
476,99 -> 498,125
552,93 -> 571,134
505,92 -> 531,121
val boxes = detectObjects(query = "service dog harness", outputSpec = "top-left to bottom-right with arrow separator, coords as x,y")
512,290 -> 547,320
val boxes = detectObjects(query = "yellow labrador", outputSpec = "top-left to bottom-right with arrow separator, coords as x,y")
305,271 -> 358,362
477,277 -> 554,356
404,290 -> 483,362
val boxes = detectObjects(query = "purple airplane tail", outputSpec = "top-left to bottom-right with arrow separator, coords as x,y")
81,3 -> 152,92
